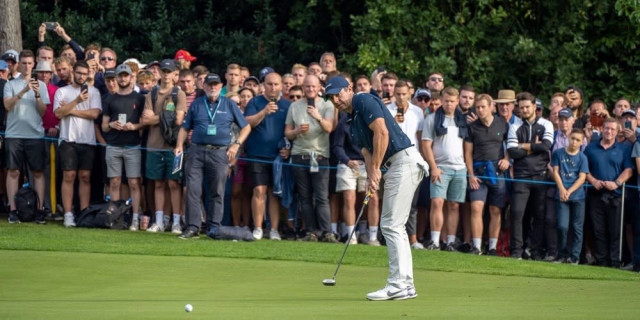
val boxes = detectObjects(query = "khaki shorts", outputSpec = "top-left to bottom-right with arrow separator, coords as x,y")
335,161 -> 367,193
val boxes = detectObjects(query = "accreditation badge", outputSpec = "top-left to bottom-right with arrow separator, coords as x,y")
207,124 -> 217,136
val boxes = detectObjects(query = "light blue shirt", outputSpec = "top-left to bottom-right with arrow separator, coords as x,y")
3,77 -> 50,138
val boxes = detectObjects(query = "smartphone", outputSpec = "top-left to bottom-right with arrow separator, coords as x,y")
270,98 -> 277,103
87,53 -> 95,60
397,107 -> 404,116
625,121 -> 632,129
81,84 -> 88,93
44,22 -> 57,31
31,71 -> 38,80
307,98 -> 315,107
376,66 -> 385,73
382,92 -> 390,99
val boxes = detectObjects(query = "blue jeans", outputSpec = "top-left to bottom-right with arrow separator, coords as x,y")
556,199 -> 585,262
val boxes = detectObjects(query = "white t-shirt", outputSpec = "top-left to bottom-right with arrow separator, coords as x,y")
387,102 -> 424,152
421,113 -> 465,170
53,85 -> 102,145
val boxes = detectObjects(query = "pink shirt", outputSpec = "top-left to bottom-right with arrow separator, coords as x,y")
42,82 -> 59,130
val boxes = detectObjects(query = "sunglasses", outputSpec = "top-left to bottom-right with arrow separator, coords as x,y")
100,57 -> 115,61
429,77 -> 443,82
289,95 -> 302,99
417,96 -> 430,102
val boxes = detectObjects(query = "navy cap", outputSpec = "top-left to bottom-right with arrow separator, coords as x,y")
259,67 -> 275,83
244,76 -> 260,85
104,68 -> 117,78
324,76 -> 349,96
535,98 -> 544,110
0,60 -> 7,71
116,64 -> 132,75
414,88 -> 431,99
557,108 -> 574,119
205,73 -> 222,84
160,59 -> 176,72
2,49 -> 18,62
147,60 -> 160,68
622,109 -> 637,118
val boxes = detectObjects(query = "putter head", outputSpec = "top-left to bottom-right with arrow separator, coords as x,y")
322,278 -> 336,286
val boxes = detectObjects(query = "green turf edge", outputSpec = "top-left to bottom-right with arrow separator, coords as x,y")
1,221 -> 638,282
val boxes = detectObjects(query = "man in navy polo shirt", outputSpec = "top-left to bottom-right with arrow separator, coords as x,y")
584,117 -> 633,267
174,73 -> 251,239
244,72 -> 291,240
325,76 -> 427,301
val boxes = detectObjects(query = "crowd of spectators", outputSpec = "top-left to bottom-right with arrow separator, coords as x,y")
2,22 -> 640,272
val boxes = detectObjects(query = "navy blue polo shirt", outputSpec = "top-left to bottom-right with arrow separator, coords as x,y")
182,96 -> 248,146
584,140 -> 632,195
349,93 -> 411,164
244,96 -> 290,159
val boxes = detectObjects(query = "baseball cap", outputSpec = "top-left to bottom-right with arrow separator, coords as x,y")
104,68 -> 117,78
159,59 -> 176,72
535,98 -> 544,110
414,88 -> 431,99
174,49 -> 197,62
0,60 -> 8,71
204,73 -> 222,84
557,108 -> 574,119
324,76 -> 349,96
622,109 -> 637,118
259,67 -> 275,83
244,76 -> 260,85
146,60 -> 160,69
116,64 -> 133,75
2,49 -> 19,62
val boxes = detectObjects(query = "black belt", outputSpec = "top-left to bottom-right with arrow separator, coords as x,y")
197,144 -> 226,150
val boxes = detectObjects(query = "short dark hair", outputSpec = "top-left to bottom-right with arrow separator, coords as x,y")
239,87 -> 256,97
381,72 -> 398,81
289,85 -> 302,92
395,80 -> 408,89
19,49 -> 35,60
355,75 -> 370,84
73,60 -> 90,71
570,128 -> 585,137
179,69 -> 194,78
459,85 -> 475,93
516,92 -> 536,104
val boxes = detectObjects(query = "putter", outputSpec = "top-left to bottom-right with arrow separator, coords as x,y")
323,190 -> 373,286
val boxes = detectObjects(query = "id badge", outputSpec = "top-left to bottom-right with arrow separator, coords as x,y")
207,124 -> 217,136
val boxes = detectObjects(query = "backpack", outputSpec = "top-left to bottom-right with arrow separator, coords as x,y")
76,200 -> 132,229
15,183 -> 39,222
151,86 -> 180,146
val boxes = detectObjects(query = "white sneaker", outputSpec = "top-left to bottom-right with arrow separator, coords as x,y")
253,228 -> 263,240
63,213 -> 76,228
348,234 -> 358,245
147,224 -> 163,233
269,229 -> 281,240
171,223 -> 182,234
411,242 -> 424,250
163,216 -> 171,232
366,285 -> 417,301
368,239 -> 381,247
129,218 -> 139,231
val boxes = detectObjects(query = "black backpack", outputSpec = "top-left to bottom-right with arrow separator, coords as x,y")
76,200 -> 132,229
15,183 -> 39,222
151,86 -> 180,146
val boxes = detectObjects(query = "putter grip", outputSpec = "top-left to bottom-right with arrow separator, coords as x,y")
362,190 -> 373,206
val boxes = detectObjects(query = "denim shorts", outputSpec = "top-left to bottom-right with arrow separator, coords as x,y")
430,167 -> 467,203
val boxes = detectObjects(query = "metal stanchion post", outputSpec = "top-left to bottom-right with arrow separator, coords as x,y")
619,183 -> 626,263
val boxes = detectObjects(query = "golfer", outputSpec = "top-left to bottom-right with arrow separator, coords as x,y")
325,76 -> 427,301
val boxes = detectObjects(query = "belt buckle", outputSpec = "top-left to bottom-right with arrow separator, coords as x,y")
382,160 -> 392,171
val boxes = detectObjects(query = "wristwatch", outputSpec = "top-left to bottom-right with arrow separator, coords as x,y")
233,140 -> 241,146
615,179 -> 622,187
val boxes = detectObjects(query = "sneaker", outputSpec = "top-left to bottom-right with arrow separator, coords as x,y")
424,240 -> 440,250
171,223 -> 182,235
410,242 -> 424,250
8,210 -> 20,224
459,242 -> 472,253
253,228 -> 263,240
443,243 -> 457,252
621,263 -> 635,271
129,217 -> 139,231
348,234 -> 358,245
366,285 -> 417,301
269,229 -> 281,241
486,249 -> 498,256
35,210 -> 46,224
358,233 -> 370,245
63,212 -> 76,228
163,216 -> 171,232
322,232 -> 340,243
178,228 -> 199,239
543,255 -> 556,262
470,246 -> 482,255
298,232 -> 318,242
368,239 -> 381,246
146,224 -> 163,233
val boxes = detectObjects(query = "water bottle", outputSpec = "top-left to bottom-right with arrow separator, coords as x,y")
105,194 -> 111,203
22,182 -> 30,188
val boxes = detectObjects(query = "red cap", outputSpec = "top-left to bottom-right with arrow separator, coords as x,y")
174,49 -> 197,62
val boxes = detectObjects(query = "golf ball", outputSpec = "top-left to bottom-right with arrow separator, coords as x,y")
185,304 -> 193,312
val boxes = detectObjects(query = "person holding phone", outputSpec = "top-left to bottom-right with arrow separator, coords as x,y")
3,50 -> 50,224
53,61 -> 102,227
380,72 -> 398,105
284,74 -> 335,242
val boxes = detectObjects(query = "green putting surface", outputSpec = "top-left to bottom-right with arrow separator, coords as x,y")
1,249 -> 639,319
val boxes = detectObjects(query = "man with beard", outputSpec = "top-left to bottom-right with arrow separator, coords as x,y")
101,64 -> 145,231
53,61 -> 102,227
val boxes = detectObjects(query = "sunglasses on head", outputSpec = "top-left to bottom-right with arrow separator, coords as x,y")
100,57 -> 115,61
289,95 -> 302,99
417,96 -> 430,102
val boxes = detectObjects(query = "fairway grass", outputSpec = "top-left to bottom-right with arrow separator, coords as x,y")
1,220 -> 640,319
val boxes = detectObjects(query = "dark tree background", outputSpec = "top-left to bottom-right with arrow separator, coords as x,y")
16,0 -> 640,105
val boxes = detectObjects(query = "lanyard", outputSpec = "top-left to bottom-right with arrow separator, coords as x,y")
204,98 -> 222,124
